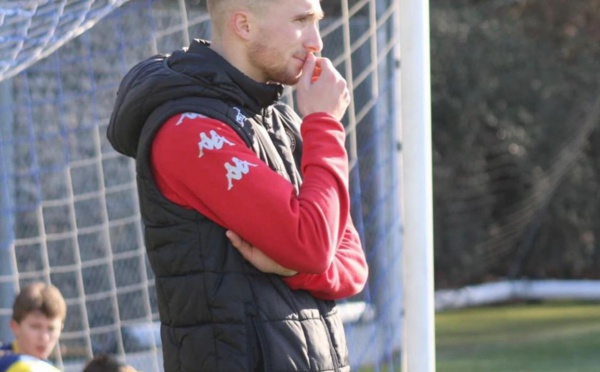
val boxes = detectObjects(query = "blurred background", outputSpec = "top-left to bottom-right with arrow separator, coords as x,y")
431,0 -> 600,289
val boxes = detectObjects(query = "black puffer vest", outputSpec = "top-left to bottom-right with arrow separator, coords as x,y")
107,40 -> 350,372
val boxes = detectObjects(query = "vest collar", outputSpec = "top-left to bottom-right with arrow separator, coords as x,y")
185,40 -> 284,113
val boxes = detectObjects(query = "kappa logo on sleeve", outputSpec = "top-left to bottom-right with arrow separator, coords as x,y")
176,112 -> 207,125
225,157 -> 257,190
198,130 -> 235,157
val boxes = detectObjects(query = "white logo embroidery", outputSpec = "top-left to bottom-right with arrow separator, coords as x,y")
225,157 -> 257,190
176,112 -> 207,125
232,107 -> 247,127
198,130 -> 235,157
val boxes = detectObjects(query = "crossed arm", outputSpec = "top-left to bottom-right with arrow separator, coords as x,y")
227,215 -> 368,300
151,113 -> 368,300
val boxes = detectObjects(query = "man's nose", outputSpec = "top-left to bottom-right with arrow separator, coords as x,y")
305,24 -> 323,54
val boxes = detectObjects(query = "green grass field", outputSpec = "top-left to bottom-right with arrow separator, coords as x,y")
436,301 -> 600,371
360,301 -> 600,371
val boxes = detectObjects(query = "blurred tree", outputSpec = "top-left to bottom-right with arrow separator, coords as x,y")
431,0 -> 600,288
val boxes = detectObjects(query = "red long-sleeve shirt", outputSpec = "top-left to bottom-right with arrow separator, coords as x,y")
151,111 -> 368,300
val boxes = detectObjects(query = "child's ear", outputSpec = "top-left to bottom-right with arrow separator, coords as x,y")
9,319 -> 18,333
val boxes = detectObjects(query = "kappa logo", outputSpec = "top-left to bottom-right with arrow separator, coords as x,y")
198,130 -> 235,157
232,107 -> 247,127
176,112 -> 207,125
225,157 -> 257,190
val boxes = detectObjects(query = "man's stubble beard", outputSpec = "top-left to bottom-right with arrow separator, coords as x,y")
248,40 -> 301,86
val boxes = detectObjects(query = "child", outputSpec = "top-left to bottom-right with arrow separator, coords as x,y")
82,354 -> 138,372
0,282 -> 66,372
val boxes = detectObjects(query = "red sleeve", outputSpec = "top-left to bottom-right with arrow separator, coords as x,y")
284,217 -> 368,300
151,112 -> 351,274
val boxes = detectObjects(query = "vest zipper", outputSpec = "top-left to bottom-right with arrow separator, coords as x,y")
246,303 -> 270,372
262,107 -> 272,130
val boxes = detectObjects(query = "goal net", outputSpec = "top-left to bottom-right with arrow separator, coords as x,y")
0,0 -> 402,371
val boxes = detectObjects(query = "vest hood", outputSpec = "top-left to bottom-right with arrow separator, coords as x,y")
107,39 -> 283,158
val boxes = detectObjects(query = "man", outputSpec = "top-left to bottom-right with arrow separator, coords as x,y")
107,0 -> 368,370
0,282 -> 65,372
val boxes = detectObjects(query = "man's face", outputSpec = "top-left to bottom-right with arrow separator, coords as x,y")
10,311 -> 63,360
247,0 -> 324,85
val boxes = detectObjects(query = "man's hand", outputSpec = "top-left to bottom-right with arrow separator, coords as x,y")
296,53 -> 351,121
226,230 -> 298,277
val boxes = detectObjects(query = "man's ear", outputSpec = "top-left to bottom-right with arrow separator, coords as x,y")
231,10 -> 253,40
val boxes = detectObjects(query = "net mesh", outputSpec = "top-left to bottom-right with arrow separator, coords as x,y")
0,1 -> 403,371
0,0 -> 130,82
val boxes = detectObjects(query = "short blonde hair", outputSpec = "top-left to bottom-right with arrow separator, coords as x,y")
207,0 -> 273,35
12,282 -> 67,323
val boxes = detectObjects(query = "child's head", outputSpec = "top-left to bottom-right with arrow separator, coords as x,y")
83,354 -> 138,372
9,282 -> 66,360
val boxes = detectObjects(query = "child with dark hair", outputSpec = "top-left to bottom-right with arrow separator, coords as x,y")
82,354 -> 138,372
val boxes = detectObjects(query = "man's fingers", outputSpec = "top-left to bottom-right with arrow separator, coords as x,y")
226,230 -> 297,276
226,230 -> 252,258
299,53 -> 317,88
225,230 -> 241,246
